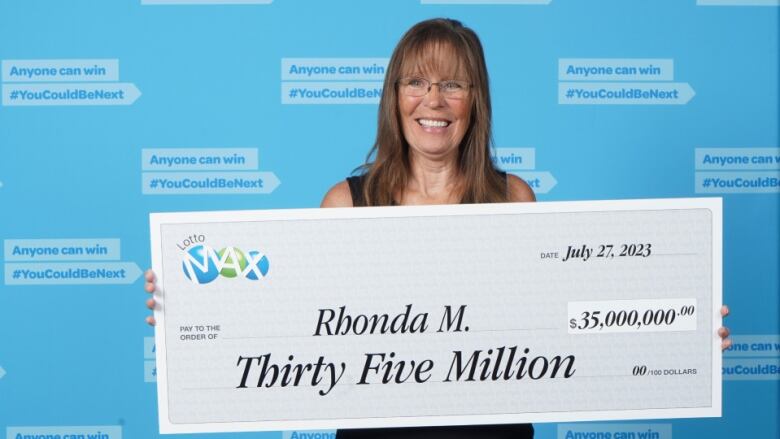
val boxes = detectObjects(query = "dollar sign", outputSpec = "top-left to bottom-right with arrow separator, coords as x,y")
569,318 -> 576,329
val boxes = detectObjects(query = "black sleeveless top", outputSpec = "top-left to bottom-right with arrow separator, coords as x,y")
337,424 -> 534,439
346,174 -> 380,206
338,172 -> 534,439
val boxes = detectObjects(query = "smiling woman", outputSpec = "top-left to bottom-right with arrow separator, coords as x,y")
321,17 -> 536,439
321,18 -> 535,209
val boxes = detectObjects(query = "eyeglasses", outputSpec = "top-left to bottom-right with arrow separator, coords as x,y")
397,77 -> 471,99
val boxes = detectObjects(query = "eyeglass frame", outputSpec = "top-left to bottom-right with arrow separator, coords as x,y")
396,77 -> 473,99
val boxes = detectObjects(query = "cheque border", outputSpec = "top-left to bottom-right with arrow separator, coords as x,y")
149,197 -> 723,434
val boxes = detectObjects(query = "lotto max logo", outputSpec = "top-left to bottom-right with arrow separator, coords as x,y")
181,244 -> 269,284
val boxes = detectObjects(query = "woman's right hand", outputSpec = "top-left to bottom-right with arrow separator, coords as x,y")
144,269 -> 156,326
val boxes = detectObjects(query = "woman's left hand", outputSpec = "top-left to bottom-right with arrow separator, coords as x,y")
719,305 -> 731,351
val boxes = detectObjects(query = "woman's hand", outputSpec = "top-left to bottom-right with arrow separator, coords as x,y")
144,269 -> 156,326
719,305 -> 731,351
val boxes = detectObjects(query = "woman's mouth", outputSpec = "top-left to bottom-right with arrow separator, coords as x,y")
417,118 -> 451,128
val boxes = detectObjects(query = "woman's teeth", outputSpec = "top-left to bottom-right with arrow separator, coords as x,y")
418,119 -> 450,128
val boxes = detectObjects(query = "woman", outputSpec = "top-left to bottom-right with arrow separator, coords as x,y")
322,17 -> 535,439
146,18 -> 731,439
320,19 -> 534,208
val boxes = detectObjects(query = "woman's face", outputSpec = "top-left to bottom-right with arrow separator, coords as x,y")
398,48 -> 472,161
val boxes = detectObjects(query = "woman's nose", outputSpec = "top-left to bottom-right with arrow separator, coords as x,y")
423,83 -> 445,107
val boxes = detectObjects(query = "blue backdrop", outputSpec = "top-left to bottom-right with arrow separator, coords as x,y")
0,1 -> 778,438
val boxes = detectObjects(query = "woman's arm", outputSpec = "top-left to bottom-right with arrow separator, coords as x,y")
507,174 -> 536,202
321,181 -> 354,207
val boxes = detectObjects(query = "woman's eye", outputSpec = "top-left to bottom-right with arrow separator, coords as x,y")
441,81 -> 463,91
408,79 -> 426,87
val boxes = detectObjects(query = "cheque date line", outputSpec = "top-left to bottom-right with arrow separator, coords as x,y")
558,243 -> 653,262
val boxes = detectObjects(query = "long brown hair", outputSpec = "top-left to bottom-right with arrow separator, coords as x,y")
359,18 -> 506,206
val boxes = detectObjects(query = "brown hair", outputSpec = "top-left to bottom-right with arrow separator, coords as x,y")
358,18 -> 506,205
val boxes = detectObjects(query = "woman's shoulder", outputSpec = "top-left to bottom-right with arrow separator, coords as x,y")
320,180 -> 354,207
506,173 -> 536,202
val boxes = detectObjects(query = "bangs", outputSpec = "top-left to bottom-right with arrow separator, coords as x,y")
399,39 -> 470,81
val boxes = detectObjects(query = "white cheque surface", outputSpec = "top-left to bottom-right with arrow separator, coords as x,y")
150,199 -> 722,434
